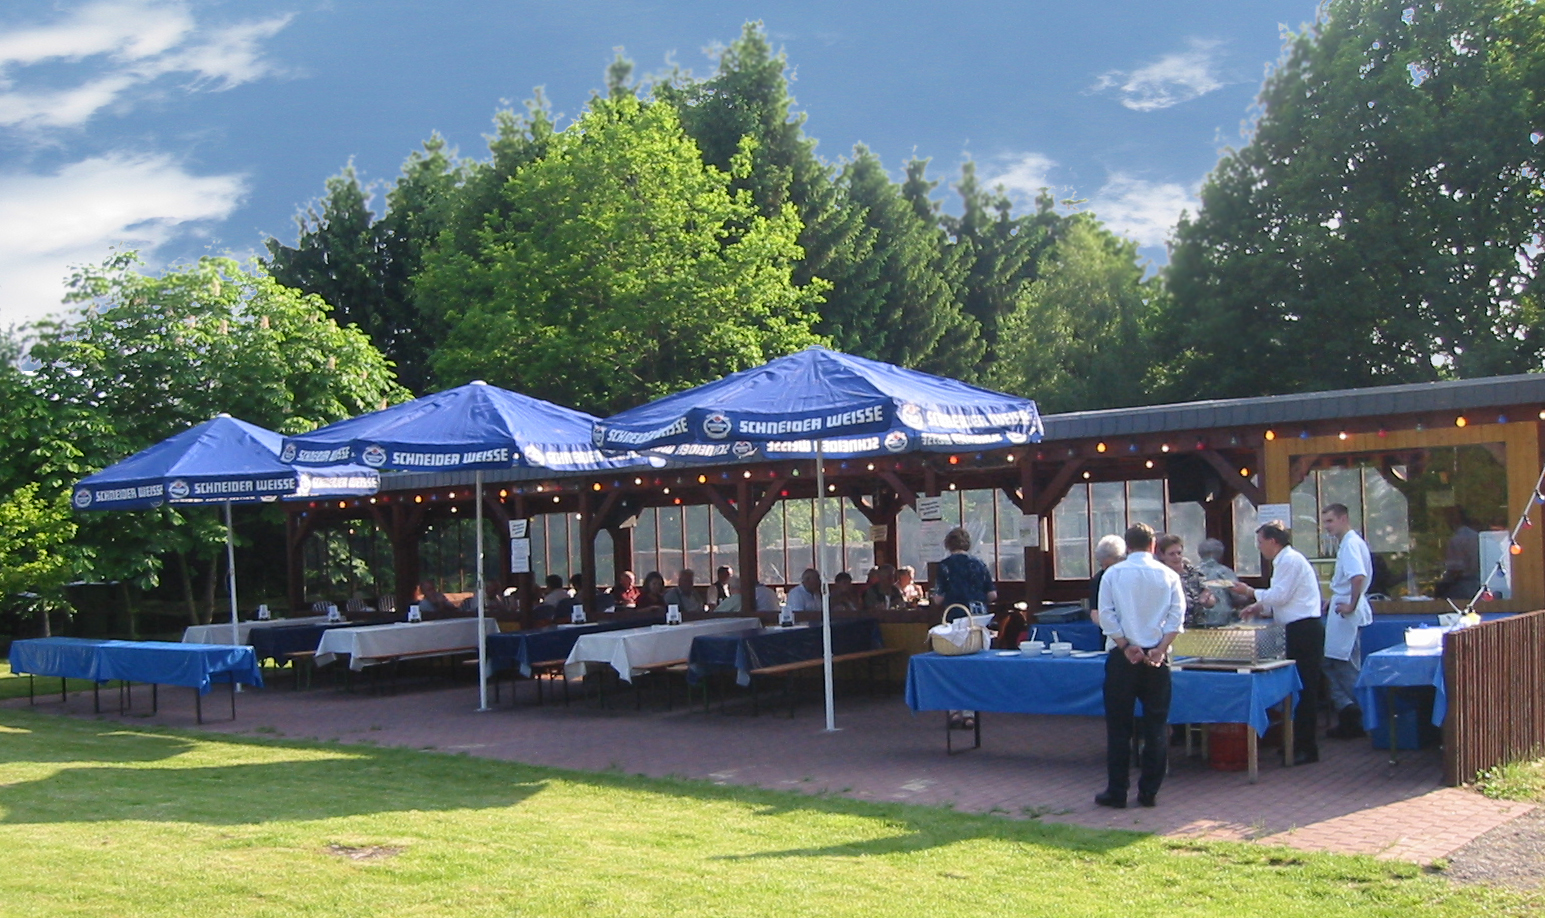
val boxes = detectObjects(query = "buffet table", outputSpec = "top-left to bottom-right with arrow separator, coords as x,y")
905,650 -> 1301,781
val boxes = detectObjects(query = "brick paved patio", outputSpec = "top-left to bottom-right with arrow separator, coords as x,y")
7,670 -> 1531,864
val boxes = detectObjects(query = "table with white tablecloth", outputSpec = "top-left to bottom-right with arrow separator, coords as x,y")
564,618 -> 761,683
182,615 -> 332,645
314,618 -> 496,670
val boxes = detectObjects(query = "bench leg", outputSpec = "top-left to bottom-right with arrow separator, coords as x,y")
59,675 -> 66,703
195,686 -> 202,725
230,676 -> 237,721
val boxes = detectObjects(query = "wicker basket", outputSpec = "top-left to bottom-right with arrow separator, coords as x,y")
928,604 -> 989,655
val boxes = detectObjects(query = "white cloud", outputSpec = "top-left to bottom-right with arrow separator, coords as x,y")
0,1 -> 292,132
1093,39 -> 1226,112
983,152 -> 1058,198
1086,173 -> 1198,249
0,153 -> 246,327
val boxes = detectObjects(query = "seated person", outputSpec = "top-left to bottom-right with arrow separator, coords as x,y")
634,571 -> 668,616
829,571 -> 861,615
541,574 -> 573,606
897,566 -> 925,606
662,568 -> 706,616
862,564 -> 905,614
713,576 -> 781,615
782,568 -> 824,620
712,565 -> 734,604
416,580 -> 452,619
609,570 -> 640,611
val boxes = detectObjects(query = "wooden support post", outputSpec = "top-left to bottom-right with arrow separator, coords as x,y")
390,502 -> 425,617
578,489 -> 597,611
1198,448 -> 1265,506
737,480 -> 759,608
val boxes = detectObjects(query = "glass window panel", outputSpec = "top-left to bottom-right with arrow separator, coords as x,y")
684,504 -> 712,582
1289,480 -> 1320,557
1167,501 -> 1206,563
1089,482 -> 1125,569
546,514 -> 570,580
840,500 -> 872,578
709,507 -> 739,577
758,503 -> 786,585
996,489 -> 1024,581
1363,466 -> 1410,554
527,514 -> 547,579
1233,493 -> 1261,577
657,506 -> 684,581
1128,480 -> 1165,532
1318,466 -> 1363,556
896,504 -> 924,579
1053,483 -> 1091,580
961,490 -> 997,572
632,509 -> 656,576
595,529 -> 614,588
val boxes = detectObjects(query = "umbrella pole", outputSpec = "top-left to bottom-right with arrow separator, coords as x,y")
476,470 -> 490,712
818,440 -> 837,732
224,501 -> 242,693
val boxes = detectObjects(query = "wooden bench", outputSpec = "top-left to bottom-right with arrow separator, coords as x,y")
747,648 -> 902,717
475,656 -> 572,706
353,645 -> 477,693
284,651 -> 318,690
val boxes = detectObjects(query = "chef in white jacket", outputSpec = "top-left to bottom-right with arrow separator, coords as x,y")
1321,503 -> 1373,739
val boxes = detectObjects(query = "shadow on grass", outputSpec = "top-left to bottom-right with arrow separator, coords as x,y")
0,707 -> 1140,859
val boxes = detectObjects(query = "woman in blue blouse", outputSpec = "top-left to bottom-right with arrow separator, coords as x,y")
931,527 -> 998,620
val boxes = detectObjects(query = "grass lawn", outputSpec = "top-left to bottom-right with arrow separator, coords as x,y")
1477,757 -> 1545,804
0,707 -> 1535,918
0,659 -> 101,702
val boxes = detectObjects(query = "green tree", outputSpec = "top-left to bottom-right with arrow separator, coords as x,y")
1160,0 -> 1545,399
822,146 -> 980,377
418,93 -> 827,415
28,254 -> 407,621
989,216 -> 1160,412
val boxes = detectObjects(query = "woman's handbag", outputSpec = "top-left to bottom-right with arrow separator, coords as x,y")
928,604 -> 989,655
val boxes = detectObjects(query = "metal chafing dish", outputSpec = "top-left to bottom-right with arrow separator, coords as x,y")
1170,622 -> 1286,665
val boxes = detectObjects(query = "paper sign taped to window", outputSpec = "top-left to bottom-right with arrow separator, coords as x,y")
510,537 -> 531,573
917,496 -> 943,522
1255,504 -> 1291,529
869,524 -> 889,542
508,520 -> 528,539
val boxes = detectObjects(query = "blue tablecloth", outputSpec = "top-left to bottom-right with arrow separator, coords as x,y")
8,638 -> 117,682
905,652 -> 1301,736
486,617 -> 665,677
249,621 -> 391,663
1355,643 -> 1445,730
1360,613 -> 1509,659
9,638 -> 262,694
688,618 -> 883,686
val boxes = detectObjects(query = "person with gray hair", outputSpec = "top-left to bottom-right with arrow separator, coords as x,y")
1194,538 -> 1242,626
1089,535 -> 1127,629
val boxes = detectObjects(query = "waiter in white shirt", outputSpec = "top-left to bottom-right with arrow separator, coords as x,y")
1231,521 -> 1324,764
1096,523 -> 1184,809
1320,504 -> 1373,739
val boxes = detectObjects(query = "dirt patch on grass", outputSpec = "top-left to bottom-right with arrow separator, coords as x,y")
1444,808 -> 1545,891
326,843 -> 403,861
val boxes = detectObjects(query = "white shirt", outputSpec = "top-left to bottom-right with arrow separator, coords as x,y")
1325,529 -> 1374,661
714,585 -> 781,614
1255,545 -> 1322,625
783,584 -> 823,614
1098,551 -> 1185,649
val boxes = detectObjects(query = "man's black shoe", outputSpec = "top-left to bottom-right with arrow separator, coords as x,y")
1291,749 -> 1320,766
1094,791 -> 1127,809
1137,793 -> 1157,808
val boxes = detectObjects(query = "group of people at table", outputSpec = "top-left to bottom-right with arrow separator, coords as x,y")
1085,503 -> 1372,809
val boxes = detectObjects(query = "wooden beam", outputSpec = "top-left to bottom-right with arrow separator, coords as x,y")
1198,448 -> 1265,506
879,471 -> 917,509
584,489 -> 622,539
999,485 -> 1025,513
751,479 -> 786,525
1032,459 -> 1086,517
845,489 -> 884,524
701,485 -> 738,527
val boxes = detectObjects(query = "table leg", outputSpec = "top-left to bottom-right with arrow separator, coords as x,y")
28,674 -> 34,704
150,682 -> 157,715
1281,696 -> 1295,767
1386,687 -> 1399,766
59,676 -> 66,703
93,681 -> 100,714
195,687 -> 203,725
229,676 -> 237,720
1247,726 -> 1258,784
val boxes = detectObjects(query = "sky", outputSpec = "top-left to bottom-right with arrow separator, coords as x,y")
0,0 -> 1323,329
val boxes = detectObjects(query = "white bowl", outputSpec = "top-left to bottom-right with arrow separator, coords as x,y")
1049,641 -> 1073,657
1405,627 -> 1444,650
1019,640 -> 1046,655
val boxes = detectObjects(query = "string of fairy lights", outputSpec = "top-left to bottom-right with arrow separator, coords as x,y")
1454,462 -> 1545,614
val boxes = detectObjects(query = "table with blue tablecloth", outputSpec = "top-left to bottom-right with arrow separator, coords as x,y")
1355,643 -> 1445,761
248,620 -> 393,665
687,618 -> 883,686
1360,613 -> 1509,659
1022,620 -> 1105,651
8,637 -> 263,722
905,651 -> 1301,781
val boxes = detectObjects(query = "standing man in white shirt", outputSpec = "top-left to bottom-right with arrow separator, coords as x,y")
1321,504 -> 1373,739
1096,523 -> 1185,809
1231,521 -> 1324,764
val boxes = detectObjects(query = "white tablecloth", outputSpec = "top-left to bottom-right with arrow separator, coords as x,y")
315,618 -> 496,670
565,617 -> 761,682
181,616 -> 333,645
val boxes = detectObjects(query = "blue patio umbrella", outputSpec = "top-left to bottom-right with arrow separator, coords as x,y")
595,346 -> 1043,731
72,414 -> 379,648
282,380 -> 647,711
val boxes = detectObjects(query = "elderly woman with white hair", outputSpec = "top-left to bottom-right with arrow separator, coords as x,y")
1089,534 -> 1127,628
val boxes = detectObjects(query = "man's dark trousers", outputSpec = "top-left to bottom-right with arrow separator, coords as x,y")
1285,616 -> 1324,757
1103,648 -> 1171,801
